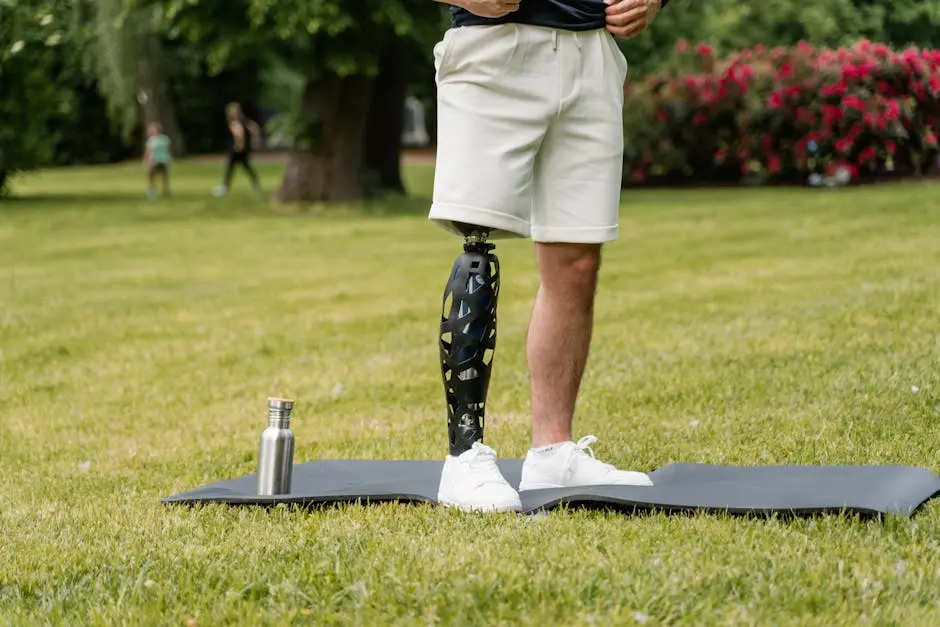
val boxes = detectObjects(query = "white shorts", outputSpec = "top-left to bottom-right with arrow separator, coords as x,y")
429,23 -> 629,243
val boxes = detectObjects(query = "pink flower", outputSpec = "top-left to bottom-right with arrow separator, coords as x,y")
696,43 -> 714,57
768,155 -> 782,173
884,100 -> 901,119
822,104 -> 843,123
675,39 -> 689,53
633,169 -> 648,183
843,95 -> 866,111
885,141 -> 896,155
768,92 -> 783,109
694,112 -> 708,125
836,138 -> 854,153
779,63 -> 794,79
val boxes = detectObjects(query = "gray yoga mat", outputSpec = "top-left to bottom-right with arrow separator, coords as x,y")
164,459 -> 940,518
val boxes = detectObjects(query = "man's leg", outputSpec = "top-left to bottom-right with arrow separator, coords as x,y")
439,227 -> 499,457
527,243 -> 601,448
430,23 -> 555,512
518,28 -> 651,490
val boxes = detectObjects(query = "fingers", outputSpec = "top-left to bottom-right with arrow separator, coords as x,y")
605,0 -> 643,16
605,0 -> 649,38
605,6 -> 647,26
489,0 -> 520,17
606,20 -> 648,39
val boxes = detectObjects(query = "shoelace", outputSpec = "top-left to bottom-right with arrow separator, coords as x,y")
571,435 -> 618,473
464,443 -> 500,470
575,435 -> 599,458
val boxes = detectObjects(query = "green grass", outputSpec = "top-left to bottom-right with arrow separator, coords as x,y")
1,158 -> 939,626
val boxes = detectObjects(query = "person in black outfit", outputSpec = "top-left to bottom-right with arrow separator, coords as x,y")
212,102 -> 263,197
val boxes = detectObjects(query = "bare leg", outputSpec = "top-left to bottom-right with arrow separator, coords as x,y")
527,242 -> 602,448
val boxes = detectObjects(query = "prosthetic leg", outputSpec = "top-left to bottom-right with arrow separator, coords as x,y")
439,223 -> 499,456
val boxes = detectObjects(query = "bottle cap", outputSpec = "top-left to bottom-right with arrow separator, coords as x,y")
267,397 -> 294,411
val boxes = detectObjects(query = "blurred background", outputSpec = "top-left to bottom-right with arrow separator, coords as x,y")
1,0 -> 938,201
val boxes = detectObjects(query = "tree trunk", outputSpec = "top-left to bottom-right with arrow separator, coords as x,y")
0,169 -> 7,195
363,41 -> 411,193
276,72 -> 374,203
137,36 -> 186,156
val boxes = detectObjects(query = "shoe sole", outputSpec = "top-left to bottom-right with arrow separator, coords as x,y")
519,480 -> 654,491
437,496 -> 522,513
518,482 -> 564,492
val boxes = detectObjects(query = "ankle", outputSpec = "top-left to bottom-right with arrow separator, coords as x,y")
529,435 -> 572,451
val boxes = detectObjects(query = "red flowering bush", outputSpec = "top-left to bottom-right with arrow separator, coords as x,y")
622,40 -> 940,186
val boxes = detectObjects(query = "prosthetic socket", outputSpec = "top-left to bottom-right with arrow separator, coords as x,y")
439,226 -> 499,456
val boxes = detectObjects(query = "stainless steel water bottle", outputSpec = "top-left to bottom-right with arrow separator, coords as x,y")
257,397 -> 295,496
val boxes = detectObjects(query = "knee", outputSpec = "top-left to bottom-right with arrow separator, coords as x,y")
568,251 -> 601,278
538,243 -> 602,292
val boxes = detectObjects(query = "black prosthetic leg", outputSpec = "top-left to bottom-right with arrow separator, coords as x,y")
440,224 -> 500,457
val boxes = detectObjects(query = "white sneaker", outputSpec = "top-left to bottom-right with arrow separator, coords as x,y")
437,442 -> 522,513
211,185 -> 228,197
519,435 -> 654,491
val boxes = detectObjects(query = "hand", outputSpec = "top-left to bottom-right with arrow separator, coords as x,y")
605,0 -> 659,39
455,0 -> 521,18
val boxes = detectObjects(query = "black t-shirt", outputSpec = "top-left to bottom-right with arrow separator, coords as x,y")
451,0 -> 669,31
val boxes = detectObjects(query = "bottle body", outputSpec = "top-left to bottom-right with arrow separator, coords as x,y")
257,398 -> 295,496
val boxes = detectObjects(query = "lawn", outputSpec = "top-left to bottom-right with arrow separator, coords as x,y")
1,159 -> 939,626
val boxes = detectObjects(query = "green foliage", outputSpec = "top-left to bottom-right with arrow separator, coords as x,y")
89,0 -> 157,139
625,0 -> 940,77
150,0 -> 442,77
0,0 -> 75,192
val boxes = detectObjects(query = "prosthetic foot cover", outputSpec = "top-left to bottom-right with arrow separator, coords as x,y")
164,460 -> 940,519
439,238 -> 499,455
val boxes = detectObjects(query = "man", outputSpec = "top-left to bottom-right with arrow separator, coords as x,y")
431,0 -> 669,512
212,102 -> 263,197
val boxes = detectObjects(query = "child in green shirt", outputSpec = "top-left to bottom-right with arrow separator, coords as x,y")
144,123 -> 172,200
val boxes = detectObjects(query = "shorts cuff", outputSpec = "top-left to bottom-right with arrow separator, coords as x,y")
429,202 -> 530,239
530,224 -> 619,244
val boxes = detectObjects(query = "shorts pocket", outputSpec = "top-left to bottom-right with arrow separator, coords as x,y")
606,34 -> 629,83
433,28 -> 459,79
435,24 -> 524,83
